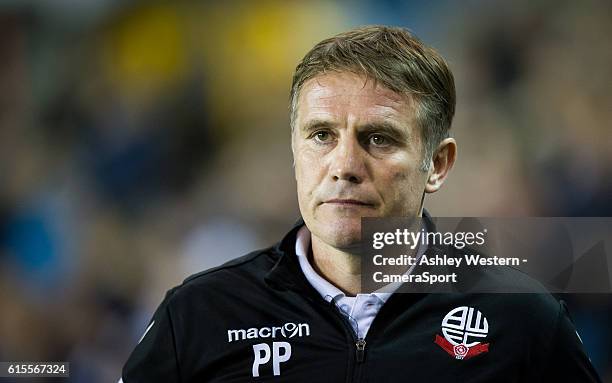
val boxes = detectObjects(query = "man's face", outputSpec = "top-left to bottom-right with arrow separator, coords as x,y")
292,71 -> 429,249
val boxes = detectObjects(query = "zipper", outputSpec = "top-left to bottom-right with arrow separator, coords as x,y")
299,292 -> 369,382
355,338 -> 366,363
323,300 -> 367,382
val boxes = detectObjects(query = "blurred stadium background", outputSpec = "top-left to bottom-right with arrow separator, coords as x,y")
0,0 -> 610,381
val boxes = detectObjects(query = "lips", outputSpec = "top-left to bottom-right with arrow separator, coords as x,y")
324,199 -> 374,207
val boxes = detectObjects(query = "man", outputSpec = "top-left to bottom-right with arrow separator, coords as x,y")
121,26 -> 601,382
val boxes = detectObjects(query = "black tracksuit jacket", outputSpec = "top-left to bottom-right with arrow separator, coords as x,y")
121,215 -> 602,382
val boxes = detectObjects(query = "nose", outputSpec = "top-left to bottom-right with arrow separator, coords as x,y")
330,135 -> 366,184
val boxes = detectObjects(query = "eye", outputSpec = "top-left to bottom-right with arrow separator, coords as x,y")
368,134 -> 390,147
313,131 -> 332,143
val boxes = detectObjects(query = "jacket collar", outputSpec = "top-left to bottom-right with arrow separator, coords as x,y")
264,217 -> 310,292
264,210 -> 437,292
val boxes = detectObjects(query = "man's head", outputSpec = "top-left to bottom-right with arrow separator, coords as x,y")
290,26 -> 457,250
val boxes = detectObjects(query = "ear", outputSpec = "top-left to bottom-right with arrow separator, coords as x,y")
425,137 -> 457,193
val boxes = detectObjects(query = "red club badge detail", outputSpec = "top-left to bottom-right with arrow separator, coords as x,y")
434,306 -> 490,360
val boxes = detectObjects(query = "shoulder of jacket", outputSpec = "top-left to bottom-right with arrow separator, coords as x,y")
184,245 -> 279,283
161,246 -> 280,303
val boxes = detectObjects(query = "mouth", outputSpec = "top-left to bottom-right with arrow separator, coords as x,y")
324,199 -> 375,207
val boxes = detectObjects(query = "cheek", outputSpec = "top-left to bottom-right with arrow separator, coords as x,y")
383,167 -> 424,204
390,171 -> 411,195
295,151 -> 322,198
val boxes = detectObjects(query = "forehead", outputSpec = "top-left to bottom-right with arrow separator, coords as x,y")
296,71 -> 414,125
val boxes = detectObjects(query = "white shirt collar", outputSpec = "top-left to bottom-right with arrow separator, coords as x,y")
295,225 -> 346,302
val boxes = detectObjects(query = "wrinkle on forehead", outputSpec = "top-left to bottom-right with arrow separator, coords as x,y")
297,72 -> 416,125
311,72 -> 405,98
308,75 -> 406,103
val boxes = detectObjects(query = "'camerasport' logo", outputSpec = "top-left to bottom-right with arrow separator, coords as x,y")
227,322 -> 310,343
434,306 -> 490,360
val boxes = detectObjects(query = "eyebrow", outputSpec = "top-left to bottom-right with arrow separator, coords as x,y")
360,121 -> 409,140
300,119 -> 338,134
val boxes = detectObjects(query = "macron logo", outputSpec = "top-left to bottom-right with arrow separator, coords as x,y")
227,322 -> 310,343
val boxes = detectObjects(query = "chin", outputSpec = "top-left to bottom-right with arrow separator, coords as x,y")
317,216 -> 363,249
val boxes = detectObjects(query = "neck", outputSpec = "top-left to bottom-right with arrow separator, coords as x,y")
310,235 -> 362,296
